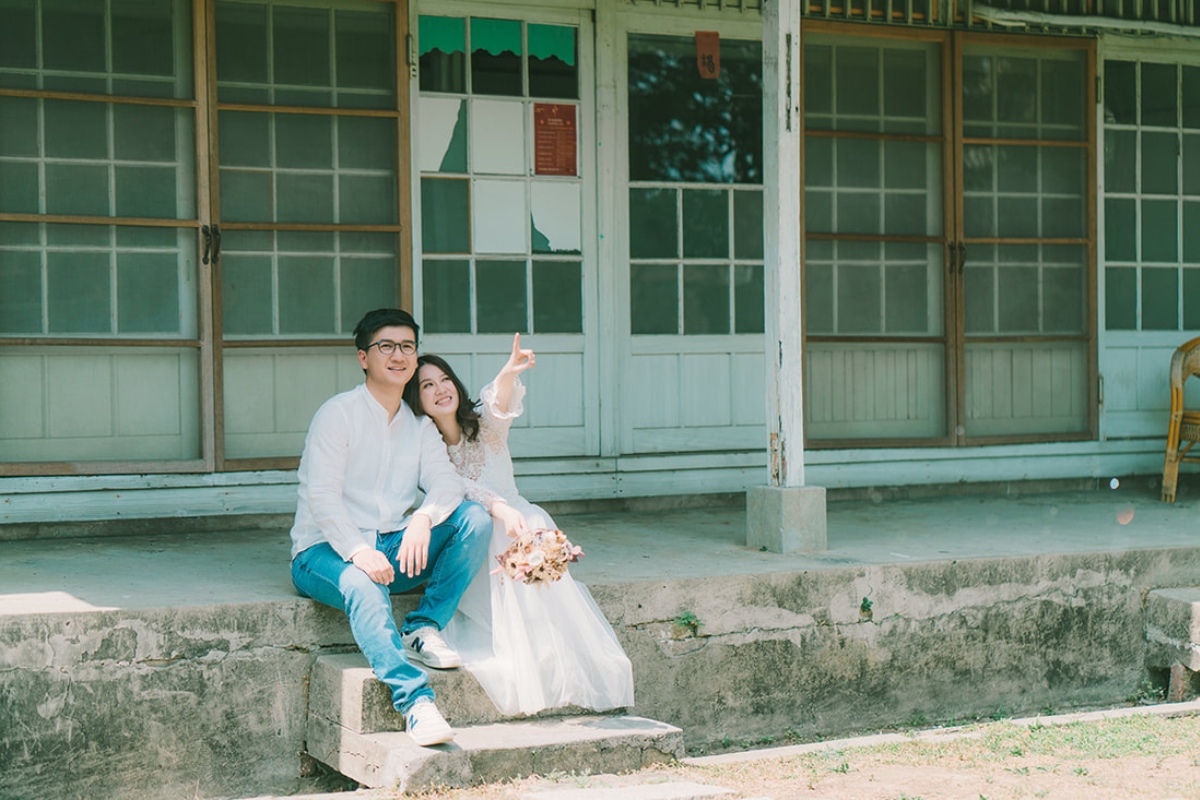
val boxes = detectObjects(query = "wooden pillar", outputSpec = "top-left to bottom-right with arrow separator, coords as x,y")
746,0 -> 827,552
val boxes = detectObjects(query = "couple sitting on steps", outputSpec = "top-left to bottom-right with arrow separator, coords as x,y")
289,308 -> 634,747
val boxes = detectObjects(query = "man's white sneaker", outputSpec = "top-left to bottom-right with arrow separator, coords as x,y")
401,626 -> 462,669
404,698 -> 453,746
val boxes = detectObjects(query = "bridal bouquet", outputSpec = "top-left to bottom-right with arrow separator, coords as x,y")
492,528 -> 584,586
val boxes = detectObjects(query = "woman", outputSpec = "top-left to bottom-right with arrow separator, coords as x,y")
404,335 -> 634,716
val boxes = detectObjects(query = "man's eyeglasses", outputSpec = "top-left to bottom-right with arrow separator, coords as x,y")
366,339 -> 417,356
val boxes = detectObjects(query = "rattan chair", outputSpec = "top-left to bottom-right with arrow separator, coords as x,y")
1161,335 -> 1200,502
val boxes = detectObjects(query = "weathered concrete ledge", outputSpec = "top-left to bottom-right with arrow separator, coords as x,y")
4,545 -> 1200,800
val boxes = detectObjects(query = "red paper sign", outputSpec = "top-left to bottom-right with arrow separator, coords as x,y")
534,103 -> 577,177
696,31 -> 720,80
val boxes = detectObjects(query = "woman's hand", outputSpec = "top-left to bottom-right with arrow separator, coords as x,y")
491,501 -> 528,538
494,333 -> 535,414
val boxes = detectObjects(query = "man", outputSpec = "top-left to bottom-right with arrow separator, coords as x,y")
290,308 -> 491,746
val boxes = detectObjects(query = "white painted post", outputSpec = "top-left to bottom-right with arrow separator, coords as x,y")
746,0 -> 827,552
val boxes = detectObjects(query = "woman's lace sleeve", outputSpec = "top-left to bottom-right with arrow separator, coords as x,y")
478,377 -> 525,425
463,477 -> 505,510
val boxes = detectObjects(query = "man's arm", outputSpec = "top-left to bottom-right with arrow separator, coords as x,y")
302,404 -> 373,562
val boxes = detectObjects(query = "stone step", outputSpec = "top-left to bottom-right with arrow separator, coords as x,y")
1145,588 -> 1200,672
308,653 -> 603,733
305,712 -> 684,792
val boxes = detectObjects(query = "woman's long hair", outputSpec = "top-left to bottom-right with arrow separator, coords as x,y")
405,354 -> 482,443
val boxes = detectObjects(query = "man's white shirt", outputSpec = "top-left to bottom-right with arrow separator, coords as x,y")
290,383 -> 465,560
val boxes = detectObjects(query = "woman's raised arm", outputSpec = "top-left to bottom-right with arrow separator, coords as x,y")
493,333 -> 535,414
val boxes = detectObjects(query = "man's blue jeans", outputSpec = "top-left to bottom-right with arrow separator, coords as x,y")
291,501 -> 491,713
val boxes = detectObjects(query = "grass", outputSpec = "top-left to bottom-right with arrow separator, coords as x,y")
403,711 -> 1200,800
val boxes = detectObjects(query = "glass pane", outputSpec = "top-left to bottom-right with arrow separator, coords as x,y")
48,250 -> 110,333
1184,65 -> 1200,130
339,116 -> 395,171
1142,199 -> 1178,262
995,197 -> 1036,238
0,249 -> 41,333
630,188 -> 677,259
805,136 -> 832,187
962,54 -> 992,126
683,264 -> 729,334
836,193 -> 880,234
0,162 -> 38,213
341,258 -> 398,334
1042,197 -> 1084,239
422,259 -> 471,333
220,170 -> 272,222
115,167 -> 177,219
278,231 -> 333,252
0,0 -> 37,70
112,0 -> 176,78
734,263 -> 763,334
0,96 -> 37,157
1184,201 -> 1200,261
274,6 -> 330,87
216,1 -> 267,85
885,264 -> 927,333
277,174 -> 333,224
46,165 -> 109,216
117,253 -> 179,333
528,24 -> 576,99
418,97 -> 467,173
1105,198 -> 1136,261
682,189 -> 728,259
1184,135 -> 1200,196
1104,129 -> 1136,194
1185,270 -> 1200,328
884,193 -> 927,236
476,260 -> 527,332
835,47 -> 879,119
998,266 -> 1038,333
45,100 -> 106,159
1041,55 -> 1084,135
836,138 -> 880,188
1142,132 -> 1179,195
1043,267 -> 1084,334
733,191 -> 763,261
471,99 -> 524,175
1105,266 -> 1136,330
471,18 -> 522,97
631,263 -> 678,334
421,178 -> 470,253
219,112 -> 270,167
1142,267 -> 1179,329
276,115 -> 332,169
805,260 -> 833,334
336,8 -> 394,93
805,189 -> 832,233
279,256 -> 335,334
531,182 -> 581,255
996,57 -> 1037,126
838,264 -> 881,334
419,15 -> 466,94
473,179 -> 526,254
628,34 -> 762,184
884,141 -> 928,190
964,262 -> 995,334
997,145 -> 1037,193
804,45 -> 832,118
115,105 -> 179,163
221,254 -> 273,335
339,175 -> 396,226
532,260 -> 582,333
1105,60 -> 1136,126
1142,63 -> 1177,128
883,49 -> 926,121
43,0 -> 105,73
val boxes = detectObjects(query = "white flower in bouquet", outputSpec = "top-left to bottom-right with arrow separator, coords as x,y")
491,528 -> 583,586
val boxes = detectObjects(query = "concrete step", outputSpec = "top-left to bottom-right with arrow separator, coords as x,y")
308,653 -> 603,732
1144,587 -> 1200,701
304,654 -> 683,791
306,712 -> 684,792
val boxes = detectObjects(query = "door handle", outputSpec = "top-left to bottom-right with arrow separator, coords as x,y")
948,241 -> 958,274
201,225 -> 212,265
211,224 -> 222,264
957,242 -> 967,275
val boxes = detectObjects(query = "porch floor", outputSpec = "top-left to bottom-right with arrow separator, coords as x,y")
2,476 -> 1198,617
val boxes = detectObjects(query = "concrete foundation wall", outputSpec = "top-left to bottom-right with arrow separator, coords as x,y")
4,546 -> 1199,800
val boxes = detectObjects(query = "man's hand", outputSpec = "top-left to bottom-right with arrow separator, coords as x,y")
491,501 -> 528,538
351,548 -> 395,585
397,513 -> 433,578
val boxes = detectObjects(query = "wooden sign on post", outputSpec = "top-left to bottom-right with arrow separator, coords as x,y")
533,103 -> 577,177
696,31 -> 720,80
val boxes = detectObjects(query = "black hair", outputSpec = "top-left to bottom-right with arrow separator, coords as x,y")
353,308 -> 419,353
404,354 -> 482,443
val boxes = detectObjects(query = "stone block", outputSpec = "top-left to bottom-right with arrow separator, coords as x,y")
745,484 -> 827,553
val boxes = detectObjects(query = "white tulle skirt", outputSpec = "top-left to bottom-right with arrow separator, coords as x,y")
442,502 -> 635,716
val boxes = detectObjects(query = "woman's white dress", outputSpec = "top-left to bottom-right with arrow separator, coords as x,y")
441,378 -> 635,716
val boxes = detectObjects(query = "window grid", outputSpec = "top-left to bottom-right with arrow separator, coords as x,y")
418,14 -> 583,335
1103,59 -> 1200,332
